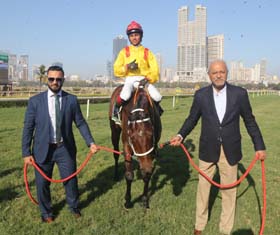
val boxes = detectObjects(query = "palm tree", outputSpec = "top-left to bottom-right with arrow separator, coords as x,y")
37,65 -> 47,92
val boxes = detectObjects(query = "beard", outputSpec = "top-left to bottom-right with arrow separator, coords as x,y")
48,84 -> 62,93
212,78 -> 226,90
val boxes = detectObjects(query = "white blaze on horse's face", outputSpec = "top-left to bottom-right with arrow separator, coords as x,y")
127,108 -> 154,157
138,130 -> 143,137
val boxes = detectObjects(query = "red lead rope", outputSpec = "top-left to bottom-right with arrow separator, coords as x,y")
23,144 -> 266,234
23,146 -> 123,205
178,143 -> 266,235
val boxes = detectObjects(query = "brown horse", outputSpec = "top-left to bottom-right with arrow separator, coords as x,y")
109,79 -> 161,209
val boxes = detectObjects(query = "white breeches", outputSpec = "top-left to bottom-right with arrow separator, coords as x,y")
120,76 -> 162,102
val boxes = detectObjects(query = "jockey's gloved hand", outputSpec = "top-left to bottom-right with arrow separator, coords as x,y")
127,59 -> 138,71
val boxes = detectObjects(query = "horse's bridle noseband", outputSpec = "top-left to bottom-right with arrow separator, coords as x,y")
127,108 -> 154,157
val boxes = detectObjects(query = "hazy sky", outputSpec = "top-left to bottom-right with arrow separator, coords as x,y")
1,0 -> 279,78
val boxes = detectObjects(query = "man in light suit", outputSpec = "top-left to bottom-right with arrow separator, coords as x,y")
170,60 -> 266,235
22,66 -> 98,223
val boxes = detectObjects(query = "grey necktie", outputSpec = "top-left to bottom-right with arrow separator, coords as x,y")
55,94 -> 61,142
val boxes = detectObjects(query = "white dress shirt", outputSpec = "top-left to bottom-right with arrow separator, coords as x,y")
213,85 -> 227,123
48,89 -> 62,143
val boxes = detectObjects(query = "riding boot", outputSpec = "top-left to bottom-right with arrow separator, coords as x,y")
112,95 -> 124,124
154,101 -> 164,116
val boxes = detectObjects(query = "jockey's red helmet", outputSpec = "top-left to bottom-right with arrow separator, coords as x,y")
126,21 -> 143,36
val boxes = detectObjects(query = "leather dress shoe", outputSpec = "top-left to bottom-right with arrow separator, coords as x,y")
71,209 -> 81,218
194,229 -> 202,235
42,217 -> 54,223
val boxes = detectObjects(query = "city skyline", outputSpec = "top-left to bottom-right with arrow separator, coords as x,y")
1,0 -> 279,78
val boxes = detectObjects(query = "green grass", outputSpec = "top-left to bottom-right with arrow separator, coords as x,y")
0,94 -> 279,235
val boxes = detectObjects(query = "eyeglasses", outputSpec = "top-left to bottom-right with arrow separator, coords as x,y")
48,77 -> 64,83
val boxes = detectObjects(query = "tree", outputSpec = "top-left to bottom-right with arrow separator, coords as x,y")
37,65 -> 47,91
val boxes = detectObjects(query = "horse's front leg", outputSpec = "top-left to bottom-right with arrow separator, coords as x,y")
140,156 -> 154,209
111,123 -> 121,181
124,149 -> 134,209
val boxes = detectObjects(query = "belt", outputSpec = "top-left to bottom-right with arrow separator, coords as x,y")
49,142 -> 64,148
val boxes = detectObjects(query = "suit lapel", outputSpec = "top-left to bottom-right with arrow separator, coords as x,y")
221,83 -> 232,125
42,91 -> 49,118
207,86 -> 221,125
61,90 -> 67,123
42,91 -> 51,141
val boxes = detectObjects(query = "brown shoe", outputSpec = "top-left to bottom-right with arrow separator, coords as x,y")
71,209 -> 81,218
194,229 -> 202,235
42,217 -> 54,223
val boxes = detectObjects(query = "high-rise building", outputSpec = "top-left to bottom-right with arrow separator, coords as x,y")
155,53 -> 163,81
229,61 -> 261,83
260,58 -> 267,82
177,5 -> 207,81
112,35 -> 127,80
162,67 -> 175,82
8,54 -> 17,80
32,65 -> 40,81
113,35 -> 127,63
207,34 -> 224,67
19,55 -> 29,80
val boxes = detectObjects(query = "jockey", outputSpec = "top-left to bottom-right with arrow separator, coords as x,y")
112,20 -> 163,124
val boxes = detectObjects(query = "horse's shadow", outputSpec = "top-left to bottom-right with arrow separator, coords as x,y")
149,139 -> 195,197
78,161 -> 126,209
73,139 -> 195,209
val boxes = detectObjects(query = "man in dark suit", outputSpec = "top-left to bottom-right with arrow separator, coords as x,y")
22,65 -> 98,223
170,60 -> 266,235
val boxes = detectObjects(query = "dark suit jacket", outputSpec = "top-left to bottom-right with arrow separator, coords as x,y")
22,90 -> 94,163
178,83 -> 265,165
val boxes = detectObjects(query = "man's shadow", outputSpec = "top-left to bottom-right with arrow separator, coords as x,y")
0,167 -> 22,203
207,163 -> 261,234
232,229 -> 254,235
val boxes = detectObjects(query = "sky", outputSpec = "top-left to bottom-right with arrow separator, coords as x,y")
1,0 -> 279,79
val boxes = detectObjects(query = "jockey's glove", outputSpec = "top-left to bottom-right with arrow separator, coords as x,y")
127,59 -> 138,71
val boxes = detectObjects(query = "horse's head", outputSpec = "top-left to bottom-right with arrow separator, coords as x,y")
127,84 -> 155,157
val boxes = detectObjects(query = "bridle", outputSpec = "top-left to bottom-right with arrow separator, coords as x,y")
127,82 -> 155,157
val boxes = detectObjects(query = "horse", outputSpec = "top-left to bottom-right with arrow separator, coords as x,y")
109,79 -> 162,209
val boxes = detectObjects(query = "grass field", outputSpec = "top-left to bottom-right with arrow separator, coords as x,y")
0,94 -> 279,235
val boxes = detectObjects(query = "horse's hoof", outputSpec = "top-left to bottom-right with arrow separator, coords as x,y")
141,196 -> 150,209
142,202 -> 150,209
144,207 -> 151,213
124,202 -> 133,210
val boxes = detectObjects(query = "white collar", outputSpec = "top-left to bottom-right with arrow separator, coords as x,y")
48,89 -> 62,97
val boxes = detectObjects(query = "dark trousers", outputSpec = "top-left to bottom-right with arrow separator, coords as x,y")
35,144 -> 79,219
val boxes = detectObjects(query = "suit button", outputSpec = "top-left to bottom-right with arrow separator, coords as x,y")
219,126 -> 222,130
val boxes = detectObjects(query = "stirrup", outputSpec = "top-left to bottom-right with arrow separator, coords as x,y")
112,106 -> 122,125
111,116 -> 121,125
